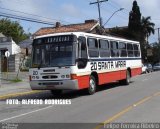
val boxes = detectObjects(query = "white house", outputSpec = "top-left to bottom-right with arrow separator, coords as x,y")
0,33 -> 21,72
0,33 -> 21,54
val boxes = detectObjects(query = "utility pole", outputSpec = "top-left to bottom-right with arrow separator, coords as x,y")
155,28 -> 160,43
157,28 -> 160,62
90,0 -> 108,27
0,51 -> 2,87
158,28 -> 160,43
155,28 -> 160,62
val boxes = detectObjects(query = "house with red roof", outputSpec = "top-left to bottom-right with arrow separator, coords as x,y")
33,19 -> 101,37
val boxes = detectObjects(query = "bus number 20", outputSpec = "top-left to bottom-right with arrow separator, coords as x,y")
33,71 -> 38,75
91,62 -> 97,71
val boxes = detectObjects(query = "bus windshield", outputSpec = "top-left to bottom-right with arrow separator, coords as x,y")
32,36 -> 76,68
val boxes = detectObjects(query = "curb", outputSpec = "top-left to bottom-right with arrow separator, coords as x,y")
0,91 -> 42,100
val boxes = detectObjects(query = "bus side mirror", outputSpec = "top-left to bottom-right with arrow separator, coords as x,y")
76,58 -> 88,69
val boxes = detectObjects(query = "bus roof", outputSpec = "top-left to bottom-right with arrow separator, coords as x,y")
34,32 -> 139,44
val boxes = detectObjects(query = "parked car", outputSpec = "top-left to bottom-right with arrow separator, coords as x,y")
146,63 -> 153,73
142,64 -> 147,74
153,63 -> 160,71
142,63 -> 153,74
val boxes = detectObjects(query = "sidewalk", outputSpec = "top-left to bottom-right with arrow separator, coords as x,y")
0,72 -> 33,98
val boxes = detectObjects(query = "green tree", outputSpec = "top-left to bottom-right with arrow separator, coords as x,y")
0,18 -> 29,43
149,42 -> 160,64
140,16 -> 155,62
108,27 -> 135,40
141,16 -> 155,42
108,1 -> 142,41
127,1 -> 155,62
128,0 -> 141,35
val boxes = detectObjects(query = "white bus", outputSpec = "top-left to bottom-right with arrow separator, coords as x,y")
29,32 -> 142,95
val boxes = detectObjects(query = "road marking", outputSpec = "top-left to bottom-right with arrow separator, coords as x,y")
0,91 -> 42,100
94,91 -> 160,129
102,106 -> 133,123
154,92 -> 160,96
0,105 -> 53,122
133,96 -> 152,107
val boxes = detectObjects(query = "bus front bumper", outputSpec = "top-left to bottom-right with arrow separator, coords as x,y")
30,80 -> 79,90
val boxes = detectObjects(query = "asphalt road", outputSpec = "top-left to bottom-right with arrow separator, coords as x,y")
0,71 -> 160,129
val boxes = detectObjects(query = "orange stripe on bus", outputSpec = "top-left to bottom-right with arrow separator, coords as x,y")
72,67 -> 142,90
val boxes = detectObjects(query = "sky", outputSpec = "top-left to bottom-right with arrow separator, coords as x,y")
0,0 -> 159,43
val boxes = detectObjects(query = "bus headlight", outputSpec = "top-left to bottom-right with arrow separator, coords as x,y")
66,75 -> 70,78
32,76 -> 35,79
61,75 -> 65,78
36,76 -> 39,79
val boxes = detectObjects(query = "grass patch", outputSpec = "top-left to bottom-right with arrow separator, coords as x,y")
10,78 -> 22,83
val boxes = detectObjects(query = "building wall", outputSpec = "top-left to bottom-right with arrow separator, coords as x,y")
11,41 -> 21,55
0,36 -> 21,72
7,54 -> 20,72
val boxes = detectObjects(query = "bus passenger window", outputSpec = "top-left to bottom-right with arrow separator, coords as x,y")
110,41 -> 119,57
133,44 -> 140,57
127,43 -> 134,57
119,42 -> 127,57
99,39 -> 110,57
88,38 -> 99,57
78,36 -> 87,58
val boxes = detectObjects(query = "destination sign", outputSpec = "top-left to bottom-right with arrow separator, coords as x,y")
33,35 -> 77,45
91,60 -> 126,71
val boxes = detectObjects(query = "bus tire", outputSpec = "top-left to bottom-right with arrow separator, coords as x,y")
51,90 -> 63,96
87,76 -> 96,95
119,70 -> 131,85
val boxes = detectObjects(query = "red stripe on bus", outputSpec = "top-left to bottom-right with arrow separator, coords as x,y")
131,67 -> 142,77
98,69 -> 131,85
73,67 -> 142,89
71,74 -> 90,89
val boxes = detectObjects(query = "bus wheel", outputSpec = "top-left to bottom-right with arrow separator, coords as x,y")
87,76 -> 96,95
125,70 -> 131,85
51,90 -> 63,96
119,70 -> 131,85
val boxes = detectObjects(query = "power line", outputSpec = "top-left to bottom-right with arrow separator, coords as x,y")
0,12 -> 55,25
0,0 -> 129,35
0,6 -> 69,24
0,12 -> 99,34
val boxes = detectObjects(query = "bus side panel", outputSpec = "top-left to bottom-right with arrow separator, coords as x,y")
131,67 -> 142,77
98,72 -> 108,85
98,71 -> 121,85
77,75 -> 90,89
120,70 -> 127,80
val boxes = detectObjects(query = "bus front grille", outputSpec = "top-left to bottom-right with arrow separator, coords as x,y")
38,82 -> 63,86
42,75 -> 58,79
